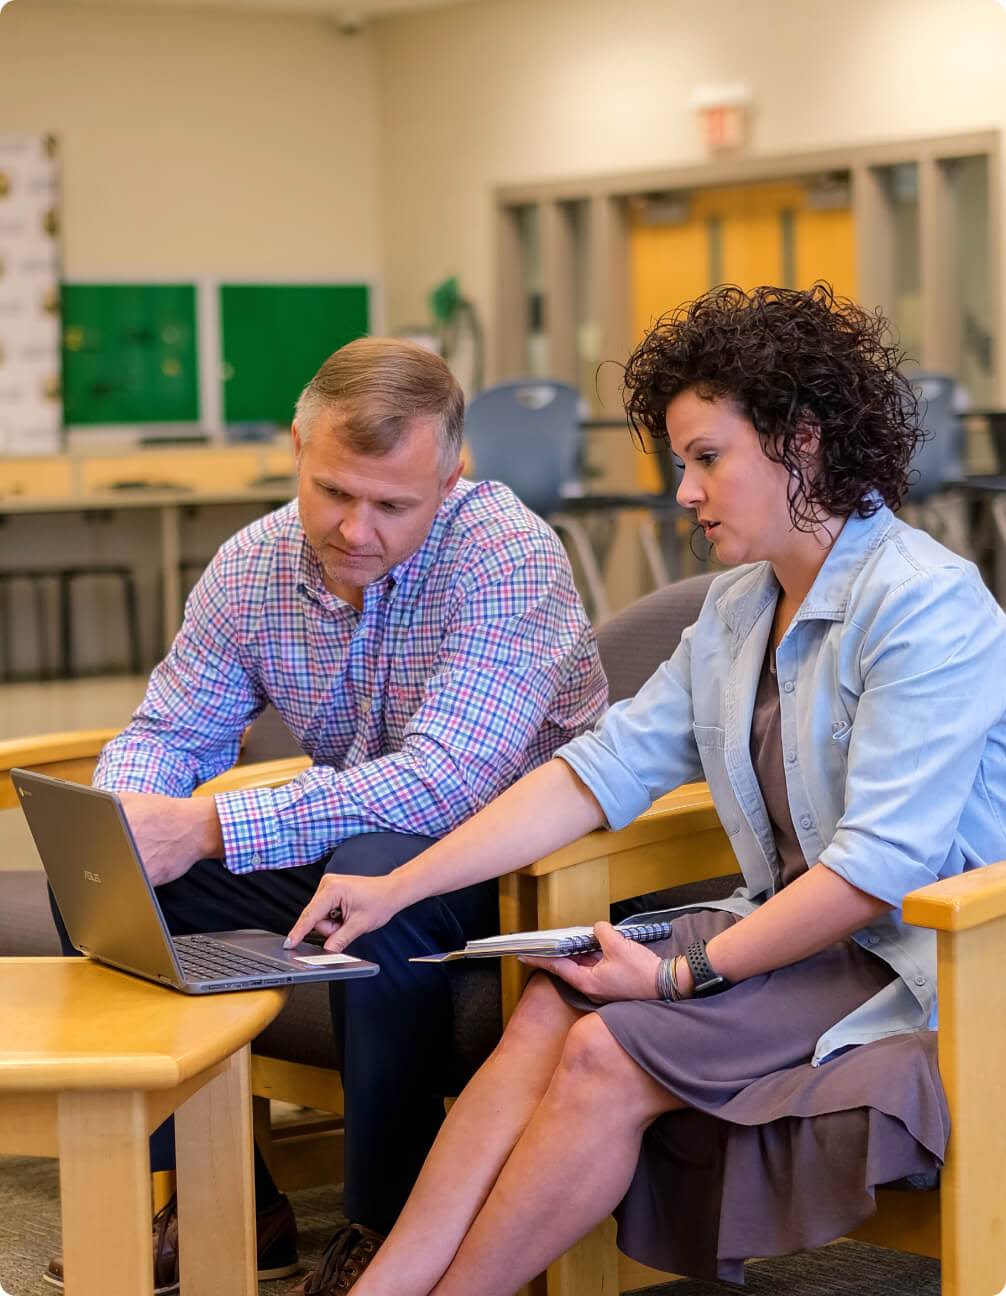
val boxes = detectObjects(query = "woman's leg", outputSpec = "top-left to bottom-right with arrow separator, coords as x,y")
431,1013 -> 685,1296
353,973 -> 584,1296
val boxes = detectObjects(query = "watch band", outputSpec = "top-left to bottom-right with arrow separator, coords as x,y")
684,938 -> 731,997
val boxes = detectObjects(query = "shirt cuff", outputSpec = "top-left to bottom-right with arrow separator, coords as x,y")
554,732 -> 651,831
93,753 -> 196,798
214,786 -> 286,873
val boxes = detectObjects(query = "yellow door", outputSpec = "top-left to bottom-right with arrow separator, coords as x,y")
628,178 -> 856,488
630,178 -> 857,346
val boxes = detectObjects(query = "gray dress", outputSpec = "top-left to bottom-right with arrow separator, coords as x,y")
556,644 -> 948,1283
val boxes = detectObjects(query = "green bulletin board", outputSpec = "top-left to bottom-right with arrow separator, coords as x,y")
61,283 -> 199,425
220,283 -> 370,425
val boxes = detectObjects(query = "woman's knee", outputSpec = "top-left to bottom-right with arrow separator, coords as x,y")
495,973 -> 579,1058
551,1015 -> 662,1114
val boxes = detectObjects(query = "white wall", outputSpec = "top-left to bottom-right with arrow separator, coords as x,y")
0,1 -> 382,278
373,0 -> 1006,361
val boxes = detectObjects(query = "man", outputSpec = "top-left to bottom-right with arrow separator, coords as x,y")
51,338 -> 606,1295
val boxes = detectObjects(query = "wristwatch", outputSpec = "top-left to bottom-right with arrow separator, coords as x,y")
683,939 -> 732,998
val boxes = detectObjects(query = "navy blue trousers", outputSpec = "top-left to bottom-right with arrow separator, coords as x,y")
52,831 -> 499,1235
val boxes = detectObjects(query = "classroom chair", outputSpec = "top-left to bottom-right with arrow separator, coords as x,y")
4,571 -> 999,1294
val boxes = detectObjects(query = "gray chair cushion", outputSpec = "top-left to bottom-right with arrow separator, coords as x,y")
0,869 -> 62,956
240,705 -> 304,764
254,980 -> 340,1070
596,572 -> 717,702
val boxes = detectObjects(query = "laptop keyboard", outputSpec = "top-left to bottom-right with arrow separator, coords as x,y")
176,935 -> 288,981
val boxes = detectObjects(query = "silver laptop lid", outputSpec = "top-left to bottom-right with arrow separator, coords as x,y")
11,769 -> 185,987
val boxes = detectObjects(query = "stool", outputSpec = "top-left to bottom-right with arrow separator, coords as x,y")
0,569 -> 57,681
58,566 -> 142,677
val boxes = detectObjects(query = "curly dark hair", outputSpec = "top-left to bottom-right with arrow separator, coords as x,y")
622,283 -> 925,528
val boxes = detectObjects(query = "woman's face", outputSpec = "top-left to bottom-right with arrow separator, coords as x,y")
668,389 -> 799,568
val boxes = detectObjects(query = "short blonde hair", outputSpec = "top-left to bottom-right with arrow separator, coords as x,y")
295,337 -> 464,474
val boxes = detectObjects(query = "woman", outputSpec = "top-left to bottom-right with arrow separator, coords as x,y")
288,284 -> 1006,1295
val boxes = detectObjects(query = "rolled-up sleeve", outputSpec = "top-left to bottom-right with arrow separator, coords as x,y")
820,565 -> 1006,907
556,626 -> 703,829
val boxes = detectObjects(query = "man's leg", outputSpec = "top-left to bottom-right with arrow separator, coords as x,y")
323,832 -> 499,1237
155,855 -> 326,1195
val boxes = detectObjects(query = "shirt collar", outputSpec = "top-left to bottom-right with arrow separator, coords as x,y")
798,499 -> 894,618
715,496 -> 894,638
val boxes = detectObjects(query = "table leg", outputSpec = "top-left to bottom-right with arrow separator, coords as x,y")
175,1046 -> 257,1296
160,503 -> 182,657
57,1089 -> 153,1296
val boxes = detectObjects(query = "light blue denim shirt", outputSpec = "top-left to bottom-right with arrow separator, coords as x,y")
557,504 -> 1006,1064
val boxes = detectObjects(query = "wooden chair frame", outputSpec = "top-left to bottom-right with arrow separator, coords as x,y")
4,733 -> 1004,1295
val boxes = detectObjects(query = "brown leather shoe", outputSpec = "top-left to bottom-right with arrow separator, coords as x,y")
296,1223 -> 384,1294
44,1191 -> 299,1293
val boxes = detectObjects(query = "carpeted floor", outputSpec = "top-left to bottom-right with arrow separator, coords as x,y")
0,1154 -> 940,1295
0,1155 -> 346,1296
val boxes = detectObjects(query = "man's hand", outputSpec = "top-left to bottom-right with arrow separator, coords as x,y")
519,922 -> 663,1004
285,872 -> 400,952
117,791 -> 224,887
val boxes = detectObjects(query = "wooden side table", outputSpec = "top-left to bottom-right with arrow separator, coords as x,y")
0,958 -> 287,1296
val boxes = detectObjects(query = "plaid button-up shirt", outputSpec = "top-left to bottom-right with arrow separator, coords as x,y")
94,480 -> 607,873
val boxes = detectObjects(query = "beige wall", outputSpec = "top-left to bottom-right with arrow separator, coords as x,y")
3,0 -> 1005,356
374,0 -> 1006,368
0,2 -> 382,278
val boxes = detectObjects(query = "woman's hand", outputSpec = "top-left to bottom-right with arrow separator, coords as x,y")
285,872 -> 400,953
519,922 -> 663,1004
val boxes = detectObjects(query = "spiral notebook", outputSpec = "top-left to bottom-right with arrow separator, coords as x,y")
410,919 -> 674,963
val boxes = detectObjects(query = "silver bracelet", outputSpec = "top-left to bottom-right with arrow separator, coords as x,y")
656,957 -> 678,1002
669,954 -> 684,1001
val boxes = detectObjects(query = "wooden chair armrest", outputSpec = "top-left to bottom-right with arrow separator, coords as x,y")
0,728 -> 120,810
0,728 -> 119,773
903,859 -> 1006,933
518,782 -> 724,882
195,756 -> 311,796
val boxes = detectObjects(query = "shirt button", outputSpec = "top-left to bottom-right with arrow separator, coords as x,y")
800,815 -> 812,830
864,934 -> 878,946
783,681 -> 795,693
250,853 -> 262,866
359,697 -> 372,713
787,749 -> 797,763
914,975 -> 927,987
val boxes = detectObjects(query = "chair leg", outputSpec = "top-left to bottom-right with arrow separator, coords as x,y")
121,571 -> 142,674
929,490 -> 974,560
549,513 -> 611,623
991,496 -> 1006,608
638,513 -> 671,588
0,575 -> 11,682
58,571 -> 74,679
33,573 -> 53,680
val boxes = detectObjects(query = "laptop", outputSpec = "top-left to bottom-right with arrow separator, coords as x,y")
11,769 -> 379,995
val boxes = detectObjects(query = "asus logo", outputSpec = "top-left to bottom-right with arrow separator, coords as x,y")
83,870 -> 103,884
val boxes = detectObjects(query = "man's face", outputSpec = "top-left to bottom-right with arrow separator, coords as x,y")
293,407 -> 461,607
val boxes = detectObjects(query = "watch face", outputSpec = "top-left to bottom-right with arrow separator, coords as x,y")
695,974 -> 727,998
